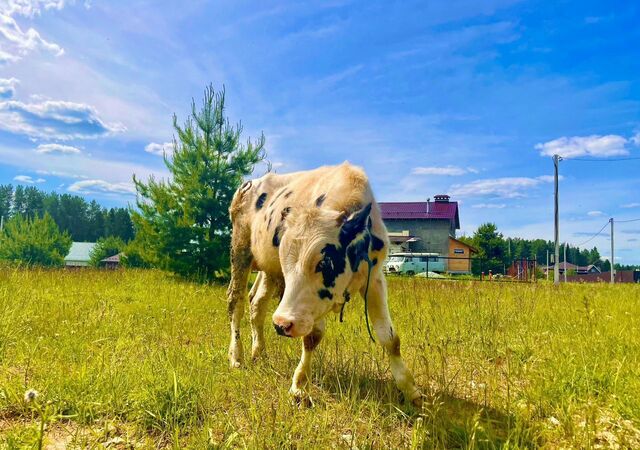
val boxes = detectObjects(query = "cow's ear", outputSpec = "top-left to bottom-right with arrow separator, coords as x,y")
339,203 -> 372,245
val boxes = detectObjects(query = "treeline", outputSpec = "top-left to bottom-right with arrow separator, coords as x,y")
0,184 -> 134,242
459,223 -> 610,275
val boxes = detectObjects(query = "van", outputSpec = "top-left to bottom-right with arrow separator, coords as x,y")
384,252 -> 445,275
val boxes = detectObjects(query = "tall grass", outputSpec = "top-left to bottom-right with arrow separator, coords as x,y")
0,268 -> 638,448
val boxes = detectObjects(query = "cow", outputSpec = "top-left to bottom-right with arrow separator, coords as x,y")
226,162 -> 422,406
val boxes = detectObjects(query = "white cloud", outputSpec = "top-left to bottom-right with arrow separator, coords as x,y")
471,203 -> 506,209
0,76 -> 18,98
450,175 -> 555,199
536,134 -> 629,158
0,10 -> 64,63
0,99 -> 124,139
67,179 -> 136,195
35,143 -> 81,154
587,210 -> 605,217
632,132 -> 640,146
621,202 -> 640,209
412,165 -> 478,176
1,1 -> 69,17
13,174 -> 45,183
144,141 -> 173,156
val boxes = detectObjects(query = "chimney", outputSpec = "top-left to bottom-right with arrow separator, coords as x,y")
434,194 -> 450,203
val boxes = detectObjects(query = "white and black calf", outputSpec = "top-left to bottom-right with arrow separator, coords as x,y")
226,163 -> 422,405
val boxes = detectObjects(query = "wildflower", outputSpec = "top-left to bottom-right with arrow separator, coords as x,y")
24,389 -> 39,403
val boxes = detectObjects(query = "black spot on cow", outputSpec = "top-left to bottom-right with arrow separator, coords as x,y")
339,203 -> 372,248
372,257 -> 378,266
346,233 -> 371,272
284,190 -> 293,199
315,244 -> 346,288
371,234 -> 385,251
343,290 -> 351,303
315,193 -> 326,207
272,223 -> 284,247
255,193 -> 267,210
318,289 -> 333,300
281,206 -> 291,219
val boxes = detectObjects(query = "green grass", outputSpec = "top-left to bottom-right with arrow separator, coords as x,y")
0,268 -> 639,448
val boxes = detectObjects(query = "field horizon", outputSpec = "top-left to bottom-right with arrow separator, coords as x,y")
1,268 -> 639,448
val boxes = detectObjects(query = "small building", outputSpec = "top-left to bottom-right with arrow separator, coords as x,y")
542,262 -> 601,276
101,253 -> 123,269
447,237 -> 477,274
64,242 -> 96,267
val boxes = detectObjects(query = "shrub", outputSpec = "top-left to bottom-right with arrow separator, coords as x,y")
0,213 -> 72,267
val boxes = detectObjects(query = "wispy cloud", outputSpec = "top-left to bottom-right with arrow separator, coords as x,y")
536,134 -> 631,158
412,165 -> 478,176
35,143 -> 81,154
0,3 -> 65,63
621,202 -> 640,209
0,77 -> 18,98
471,203 -> 506,209
450,175 -> 556,199
587,210 -> 605,217
0,99 -> 124,139
144,141 -> 173,156
67,179 -> 136,195
14,174 -> 45,183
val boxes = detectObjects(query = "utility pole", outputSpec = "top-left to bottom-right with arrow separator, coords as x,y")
0,215 -> 3,232
563,243 -> 567,283
610,218 -> 615,284
553,154 -> 561,285
546,249 -> 549,281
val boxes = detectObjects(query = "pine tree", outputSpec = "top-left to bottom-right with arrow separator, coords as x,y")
0,213 -> 72,267
132,85 -> 265,279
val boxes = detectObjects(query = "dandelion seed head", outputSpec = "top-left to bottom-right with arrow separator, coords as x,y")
24,389 -> 39,403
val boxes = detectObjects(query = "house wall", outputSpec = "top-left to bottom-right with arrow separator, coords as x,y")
448,239 -> 473,273
383,219 -> 452,258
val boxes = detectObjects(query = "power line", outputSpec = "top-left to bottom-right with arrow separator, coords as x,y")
617,218 -> 640,223
566,156 -> 640,162
575,221 -> 609,247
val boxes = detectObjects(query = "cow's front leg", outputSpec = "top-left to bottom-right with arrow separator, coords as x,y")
290,319 -> 325,403
227,246 -> 252,368
362,272 -> 423,406
250,272 -> 276,360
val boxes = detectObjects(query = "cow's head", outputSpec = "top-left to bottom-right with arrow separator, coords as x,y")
272,203 -> 372,338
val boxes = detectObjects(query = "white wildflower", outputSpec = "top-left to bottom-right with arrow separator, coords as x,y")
24,389 -> 39,403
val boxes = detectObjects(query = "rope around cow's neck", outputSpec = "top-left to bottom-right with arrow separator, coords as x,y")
339,257 -> 376,343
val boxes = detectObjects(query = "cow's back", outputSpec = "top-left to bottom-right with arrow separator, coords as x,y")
232,162 -> 387,276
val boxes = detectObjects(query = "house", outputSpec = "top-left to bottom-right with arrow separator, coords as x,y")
64,242 -> 96,267
379,194 -> 465,272
101,253 -> 123,269
447,237 -> 478,274
542,262 -> 601,276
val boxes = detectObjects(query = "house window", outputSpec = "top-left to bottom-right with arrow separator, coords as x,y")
454,248 -> 465,254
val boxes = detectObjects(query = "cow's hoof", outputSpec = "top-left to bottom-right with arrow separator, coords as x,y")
229,358 -> 242,369
290,389 -> 313,408
409,390 -> 424,408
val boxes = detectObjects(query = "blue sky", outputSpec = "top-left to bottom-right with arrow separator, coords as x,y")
0,0 -> 639,263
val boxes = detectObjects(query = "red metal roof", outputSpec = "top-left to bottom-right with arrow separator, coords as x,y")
379,200 -> 460,229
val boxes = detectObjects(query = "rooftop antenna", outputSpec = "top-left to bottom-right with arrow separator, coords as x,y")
426,197 -> 430,214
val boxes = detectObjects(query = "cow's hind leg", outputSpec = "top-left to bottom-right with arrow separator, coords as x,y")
290,319 -> 325,403
250,272 -> 276,360
227,244 -> 252,368
362,272 -> 422,406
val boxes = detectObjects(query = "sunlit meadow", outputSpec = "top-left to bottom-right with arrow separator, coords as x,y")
1,268 -> 639,448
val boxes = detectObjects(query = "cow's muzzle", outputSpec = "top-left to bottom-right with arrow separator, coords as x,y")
274,322 -> 294,337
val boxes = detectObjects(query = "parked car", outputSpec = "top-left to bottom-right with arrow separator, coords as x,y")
384,252 -> 445,275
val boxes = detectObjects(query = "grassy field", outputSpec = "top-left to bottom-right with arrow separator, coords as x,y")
0,268 -> 639,449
